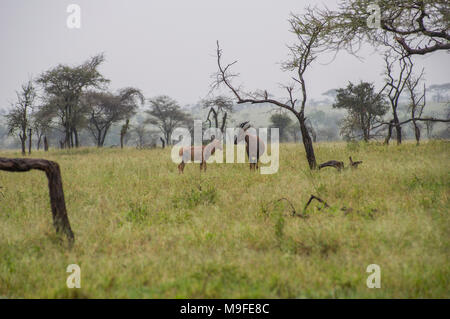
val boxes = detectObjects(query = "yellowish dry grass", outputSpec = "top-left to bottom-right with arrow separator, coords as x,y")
0,141 -> 449,298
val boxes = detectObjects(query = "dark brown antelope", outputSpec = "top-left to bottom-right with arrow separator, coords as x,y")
234,121 -> 266,171
178,139 -> 223,173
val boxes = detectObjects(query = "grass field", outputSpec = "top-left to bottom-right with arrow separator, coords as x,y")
0,141 -> 449,298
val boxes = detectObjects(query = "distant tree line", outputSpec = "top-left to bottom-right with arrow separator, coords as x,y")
3,54 -> 197,152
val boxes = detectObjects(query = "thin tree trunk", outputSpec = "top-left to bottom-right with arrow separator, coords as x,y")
100,126 -> 109,147
37,135 -> 42,150
70,129 -> 74,148
0,157 -> 75,245
74,127 -> 79,148
28,128 -> 32,155
97,129 -> 102,147
298,114 -> 317,170
393,113 -> 402,145
165,133 -> 170,146
413,121 -> 420,145
220,112 -> 228,133
120,119 -> 130,149
65,129 -> 70,149
384,120 -> 394,145
44,136 -> 49,151
20,137 -> 26,156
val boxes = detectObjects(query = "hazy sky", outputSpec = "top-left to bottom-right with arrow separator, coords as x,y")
1,0 -> 449,109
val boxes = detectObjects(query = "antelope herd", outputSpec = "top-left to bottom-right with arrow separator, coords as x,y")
178,138 -> 223,173
177,121 -> 266,173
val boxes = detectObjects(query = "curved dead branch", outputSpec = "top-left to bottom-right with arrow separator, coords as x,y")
0,157 -> 74,245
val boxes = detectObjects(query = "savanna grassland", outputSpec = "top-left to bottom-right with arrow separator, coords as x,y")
0,141 -> 449,298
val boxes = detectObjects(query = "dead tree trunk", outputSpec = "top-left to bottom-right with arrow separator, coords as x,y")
0,158 -> 74,245
303,194 -> 330,213
318,160 -> 344,171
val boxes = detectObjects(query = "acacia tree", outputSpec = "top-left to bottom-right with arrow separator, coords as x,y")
5,80 -> 36,155
83,88 -> 144,147
202,95 -> 234,133
333,81 -> 388,141
213,9 -> 330,169
146,95 -> 191,145
322,0 -> 450,56
37,54 -> 109,148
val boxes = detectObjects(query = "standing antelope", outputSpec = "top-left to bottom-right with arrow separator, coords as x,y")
234,121 -> 266,171
178,138 -> 223,173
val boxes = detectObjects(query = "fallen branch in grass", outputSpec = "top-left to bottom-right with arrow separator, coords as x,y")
303,194 -> 330,214
349,156 -> 362,169
318,160 -> 344,171
318,156 -> 363,171
268,195 -> 330,218
0,157 -> 74,246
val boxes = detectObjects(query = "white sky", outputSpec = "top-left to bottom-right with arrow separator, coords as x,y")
0,0 -> 449,109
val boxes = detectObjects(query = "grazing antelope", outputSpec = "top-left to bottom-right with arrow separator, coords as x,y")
178,138 -> 223,173
234,121 -> 266,171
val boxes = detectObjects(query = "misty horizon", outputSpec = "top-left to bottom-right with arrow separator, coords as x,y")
1,0 -> 449,110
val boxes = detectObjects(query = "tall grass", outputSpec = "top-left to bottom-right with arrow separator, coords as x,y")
0,141 -> 448,298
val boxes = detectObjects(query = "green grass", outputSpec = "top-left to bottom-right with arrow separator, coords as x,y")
0,141 -> 449,298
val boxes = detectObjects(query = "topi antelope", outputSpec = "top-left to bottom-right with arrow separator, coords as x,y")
234,121 -> 266,171
178,138 -> 223,173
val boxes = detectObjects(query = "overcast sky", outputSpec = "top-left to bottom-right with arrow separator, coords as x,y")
1,0 -> 449,110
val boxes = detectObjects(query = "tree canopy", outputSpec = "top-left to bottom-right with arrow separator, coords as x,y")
146,95 -> 192,145
36,54 -> 109,148
321,0 -> 449,56
333,81 -> 388,141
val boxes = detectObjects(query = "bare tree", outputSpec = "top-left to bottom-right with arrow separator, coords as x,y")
212,9 -> 330,169
406,69 -> 426,145
383,52 -> 414,145
5,80 -> 36,155
202,95 -> 234,133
